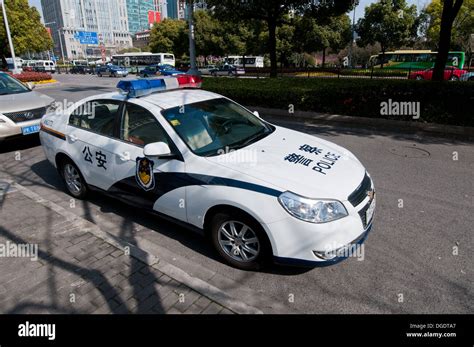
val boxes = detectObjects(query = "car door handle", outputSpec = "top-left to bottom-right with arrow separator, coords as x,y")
119,151 -> 131,162
69,134 -> 78,142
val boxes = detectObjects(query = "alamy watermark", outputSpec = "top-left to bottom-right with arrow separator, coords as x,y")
215,146 -> 258,165
380,99 -> 420,119
0,241 -> 38,261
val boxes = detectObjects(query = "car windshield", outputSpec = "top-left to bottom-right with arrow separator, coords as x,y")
0,73 -> 30,95
161,97 -> 273,157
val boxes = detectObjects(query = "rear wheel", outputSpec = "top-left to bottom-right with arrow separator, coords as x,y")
60,159 -> 88,199
210,211 -> 270,270
448,75 -> 459,81
415,75 -> 423,80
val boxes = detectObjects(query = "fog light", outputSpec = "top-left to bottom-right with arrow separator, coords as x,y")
313,250 -> 338,260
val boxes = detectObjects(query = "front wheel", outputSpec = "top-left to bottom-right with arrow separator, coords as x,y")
60,160 -> 88,199
210,212 -> 270,270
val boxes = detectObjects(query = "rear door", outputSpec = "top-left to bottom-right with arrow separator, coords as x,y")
66,99 -> 123,190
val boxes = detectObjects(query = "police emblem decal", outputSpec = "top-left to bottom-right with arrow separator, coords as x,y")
136,157 -> 155,191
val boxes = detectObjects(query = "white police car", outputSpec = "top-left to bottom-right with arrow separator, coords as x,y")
40,75 -> 375,270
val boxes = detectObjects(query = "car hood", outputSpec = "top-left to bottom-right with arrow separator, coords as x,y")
0,91 -> 54,113
205,126 -> 367,201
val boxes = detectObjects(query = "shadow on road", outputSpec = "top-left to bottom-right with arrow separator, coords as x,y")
30,159 -> 313,277
0,135 -> 41,154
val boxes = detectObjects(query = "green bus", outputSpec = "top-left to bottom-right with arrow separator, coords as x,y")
368,50 -> 465,69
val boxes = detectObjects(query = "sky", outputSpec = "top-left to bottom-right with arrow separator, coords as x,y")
28,0 -> 430,24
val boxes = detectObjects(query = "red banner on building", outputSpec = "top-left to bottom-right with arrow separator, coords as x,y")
148,11 -> 161,28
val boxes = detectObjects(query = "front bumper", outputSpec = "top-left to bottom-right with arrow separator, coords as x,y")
273,222 -> 373,267
0,118 -> 41,140
265,175 -> 375,267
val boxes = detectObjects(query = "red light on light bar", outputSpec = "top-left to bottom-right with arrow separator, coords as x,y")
177,75 -> 202,88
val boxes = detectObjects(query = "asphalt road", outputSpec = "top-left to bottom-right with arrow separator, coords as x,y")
1,74 -> 472,314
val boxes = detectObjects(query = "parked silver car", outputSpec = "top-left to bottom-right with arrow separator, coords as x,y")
0,72 -> 54,140
198,65 -> 217,75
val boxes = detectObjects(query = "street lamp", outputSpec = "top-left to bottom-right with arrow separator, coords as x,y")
0,0 -> 20,73
348,0 -> 358,69
187,0 -> 199,75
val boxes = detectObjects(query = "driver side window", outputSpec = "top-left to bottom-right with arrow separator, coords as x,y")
120,103 -> 169,147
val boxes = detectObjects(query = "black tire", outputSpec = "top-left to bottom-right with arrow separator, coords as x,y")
98,73 -> 102,77
212,72 -> 217,77
448,75 -> 459,81
59,158 -> 88,199
210,211 -> 271,270
415,75 -> 423,80
469,77 -> 474,81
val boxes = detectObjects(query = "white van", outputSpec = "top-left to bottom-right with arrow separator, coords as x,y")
5,58 -> 23,73
35,60 -> 56,73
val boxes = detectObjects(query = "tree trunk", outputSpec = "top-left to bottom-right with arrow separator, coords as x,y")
432,0 -> 461,81
380,46 -> 385,69
268,19 -> 277,78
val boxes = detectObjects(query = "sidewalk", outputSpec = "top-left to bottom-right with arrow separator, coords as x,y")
0,183 -> 233,314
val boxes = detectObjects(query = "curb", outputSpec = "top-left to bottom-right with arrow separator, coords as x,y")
251,106 -> 474,139
6,180 -> 263,314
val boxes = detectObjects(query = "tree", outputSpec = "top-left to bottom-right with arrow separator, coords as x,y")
0,0 -> 52,67
420,0 -> 473,76
206,0 -> 313,77
356,0 -> 418,67
431,0 -> 464,80
295,14 -> 351,66
149,18 -> 188,58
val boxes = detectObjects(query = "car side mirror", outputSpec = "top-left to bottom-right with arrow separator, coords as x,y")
26,82 -> 35,90
143,142 -> 173,159
253,110 -> 261,119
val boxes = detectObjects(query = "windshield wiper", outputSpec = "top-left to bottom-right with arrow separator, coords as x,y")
228,128 -> 269,150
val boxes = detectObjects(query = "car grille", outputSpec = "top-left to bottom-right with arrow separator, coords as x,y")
3,107 -> 46,123
348,173 -> 372,207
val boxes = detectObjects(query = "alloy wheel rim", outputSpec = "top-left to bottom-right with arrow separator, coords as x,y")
218,221 -> 260,262
64,164 -> 82,194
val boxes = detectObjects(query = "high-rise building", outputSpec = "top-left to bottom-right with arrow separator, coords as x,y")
154,0 -> 167,19
41,0 -> 132,61
126,0 -> 156,33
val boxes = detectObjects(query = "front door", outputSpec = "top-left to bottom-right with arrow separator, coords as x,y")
109,102 -> 187,222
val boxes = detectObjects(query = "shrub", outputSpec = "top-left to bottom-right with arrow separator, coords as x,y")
202,77 -> 474,127
11,72 -> 52,82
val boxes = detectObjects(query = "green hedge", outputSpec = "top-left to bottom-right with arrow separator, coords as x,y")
202,77 -> 474,127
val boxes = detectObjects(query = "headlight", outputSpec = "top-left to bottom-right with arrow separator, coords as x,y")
278,191 -> 348,223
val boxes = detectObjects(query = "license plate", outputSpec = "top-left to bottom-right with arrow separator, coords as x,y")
22,124 -> 40,135
366,194 -> 376,223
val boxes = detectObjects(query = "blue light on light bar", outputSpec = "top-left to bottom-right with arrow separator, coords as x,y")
117,78 -> 167,98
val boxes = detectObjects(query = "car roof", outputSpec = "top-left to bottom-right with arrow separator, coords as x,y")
92,88 -> 221,110
141,89 -> 220,109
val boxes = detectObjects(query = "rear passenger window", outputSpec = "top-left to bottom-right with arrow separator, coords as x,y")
69,100 -> 121,137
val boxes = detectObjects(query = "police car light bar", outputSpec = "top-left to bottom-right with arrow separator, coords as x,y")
117,75 -> 203,98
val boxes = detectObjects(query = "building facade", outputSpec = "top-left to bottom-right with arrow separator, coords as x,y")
126,0 -> 155,33
41,0 -> 132,61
